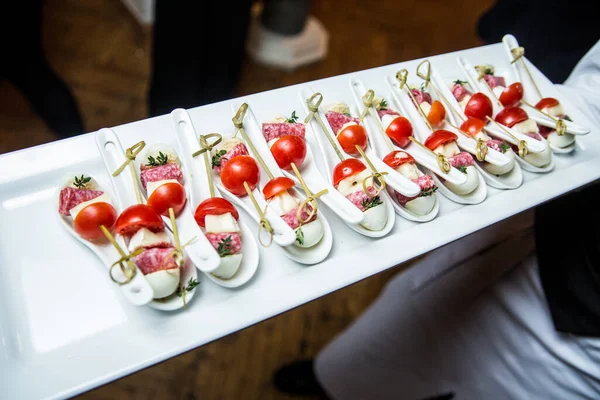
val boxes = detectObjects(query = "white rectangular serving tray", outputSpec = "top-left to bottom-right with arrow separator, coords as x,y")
1,43 -> 599,400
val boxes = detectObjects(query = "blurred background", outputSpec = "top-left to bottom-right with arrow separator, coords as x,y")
1,0 -> 491,398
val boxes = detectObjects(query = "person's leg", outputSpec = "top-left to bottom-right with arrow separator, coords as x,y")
149,0 -> 254,116
1,1 -> 84,138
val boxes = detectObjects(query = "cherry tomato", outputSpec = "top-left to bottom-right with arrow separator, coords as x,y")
385,116 -> 413,148
332,158 -> 367,187
337,124 -> 368,156
147,182 -> 187,217
535,97 -> 559,111
220,155 -> 261,196
495,106 -> 528,128
270,135 -> 306,170
194,197 -> 239,228
427,100 -> 446,127
464,92 -> 493,121
460,118 -> 486,137
74,202 -> 117,241
499,82 -> 524,107
424,130 -> 458,151
382,150 -> 415,169
262,177 -> 295,200
115,204 -> 164,236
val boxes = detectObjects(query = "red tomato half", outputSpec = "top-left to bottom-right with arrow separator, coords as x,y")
424,130 -> 458,151
383,150 -> 415,169
270,135 -> 306,170
337,124 -> 368,156
115,204 -> 164,236
495,107 -> 528,128
220,155 -> 261,196
194,197 -> 239,228
499,82 -> 524,107
535,97 -> 560,110
464,93 -> 493,121
427,100 -> 446,127
262,177 -> 295,200
385,116 -> 413,148
147,182 -> 187,217
460,118 -> 486,137
332,158 -> 367,187
74,202 -> 117,241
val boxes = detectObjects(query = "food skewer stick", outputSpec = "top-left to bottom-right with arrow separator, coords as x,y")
510,46 -> 543,99
519,100 -> 567,136
396,69 -> 451,173
416,60 -> 488,162
485,116 -> 529,157
474,66 -> 504,108
100,225 -> 140,284
192,132 -> 224,198
359,89 -> 394,152
112,140 -> 146,205
289,162 -> 328,235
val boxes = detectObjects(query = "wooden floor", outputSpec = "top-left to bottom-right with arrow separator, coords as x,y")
0,0 -> 493,398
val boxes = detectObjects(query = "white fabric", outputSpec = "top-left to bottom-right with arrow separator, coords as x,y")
315,42 -> 600,400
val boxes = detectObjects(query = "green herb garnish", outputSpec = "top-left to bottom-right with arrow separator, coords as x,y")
176,278 -> 200,297
421,186 -> 438,197
343,112 -> 352,117
146,152 -> 168,167
361,195 -> 383,210
564,116 -> 573,122
377,99 -> 388,110
295,227 -> 304,245
457,165 -> 468,174
500,143 -> 511,153
211,150 -> 227,168
420,82 -> 427,91
286,111 -> 299,123
453,79 -> 468,85
73,175 -> 92,189
217,235 -> 233,257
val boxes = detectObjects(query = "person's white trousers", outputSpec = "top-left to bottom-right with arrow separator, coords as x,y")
315,212 -> 600,399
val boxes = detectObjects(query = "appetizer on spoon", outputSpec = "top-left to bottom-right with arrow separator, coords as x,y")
96,129 -> 199,311
171,108 -> 259,287
56,174 -> 154,306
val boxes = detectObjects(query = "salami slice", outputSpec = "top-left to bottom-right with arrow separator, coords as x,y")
486,139 -> 504,152
325,111 -> 360,134
394,175 -> 436,206
411,89 -> 432,105
483,75 -> 506,89
451,84 -> 471,102
58,187 -> 103,216
538,125 -> 554,139
344,186 -> 378,212
140,163 -> 183,190
377,109 -> 400,119
206,232 -> 242,255
281,204 -> 317,230
212,143 -> 249,173
133,246 -> 178,275
262,122 -> 305,142
450,152 -> 474,168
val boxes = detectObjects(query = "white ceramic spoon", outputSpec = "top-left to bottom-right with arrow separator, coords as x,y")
502,34 -> 590,136
430,71 -> 524,190
348,77 -> 440,222
456,56 -> 548,154
236,103 -> 363,226
388,77 -> 487,204
230,101 -> 334,264
385,76 -> 468,186
170,108 -> 260,286
55,176 -> 154,306
96,128 -> 198,311
298,86 -> 395,238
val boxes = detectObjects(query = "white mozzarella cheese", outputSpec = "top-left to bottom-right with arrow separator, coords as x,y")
458,95 -> 471,110
294,218 -> 324,248
445,166 -> 478,195
361,200 -> 387,231
544,104 -> 564,117
205,212 -> 241,234
146,269 -> 180,299
492,86 -> 505,99
396,162 -> 419,181
337,169 -> 373,196
433,142 -> 460,159
514,119 -> 538,134
474,131 -> 490,141
128,227 -> 170,252
69,193 -> 112,219
267,138 -> 279,147
405,195 -> 435,216
381,114 -> 397,131
146,179 -> 181,196
419,101 -> 432,116
212,253 -> 243,279
326,102 -> 351,115
269,191 -> 299,215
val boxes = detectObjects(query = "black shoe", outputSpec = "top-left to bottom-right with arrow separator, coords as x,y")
273,359 -> 328,397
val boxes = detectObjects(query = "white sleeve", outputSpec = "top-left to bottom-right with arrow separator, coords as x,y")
556,40 -> 600,126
